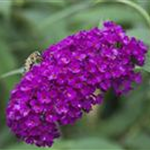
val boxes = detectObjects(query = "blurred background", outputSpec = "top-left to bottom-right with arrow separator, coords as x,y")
0,0 -> 150,149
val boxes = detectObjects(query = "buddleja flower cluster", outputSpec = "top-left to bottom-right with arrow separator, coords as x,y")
6,21 -> 148,147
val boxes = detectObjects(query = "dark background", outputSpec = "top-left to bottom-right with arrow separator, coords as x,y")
0,0 -> 150,149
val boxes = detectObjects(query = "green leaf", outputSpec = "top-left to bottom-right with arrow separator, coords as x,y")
143,51 -> 150,73
0,40 -> 16,75
123,132 -> 150,149
64,137 -> 124,150
0,0 -> 12,17
6,143 -> 48,150
38,1 -> 91,29
72,4 -> 144,29
97,80 -> 149,138
127,28 -> 150,45
40,21 -> 68,49
6,137 -> 124,150
0,127 -> 16,148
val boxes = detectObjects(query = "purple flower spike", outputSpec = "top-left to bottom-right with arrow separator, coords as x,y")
6,21 -> 148,147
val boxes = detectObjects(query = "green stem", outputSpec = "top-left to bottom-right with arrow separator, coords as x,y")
118,0 -> 150,29
96,0 -> 150,29
0,68 -> 24,79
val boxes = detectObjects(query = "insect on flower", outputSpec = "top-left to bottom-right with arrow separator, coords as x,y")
24,51 -> 42,73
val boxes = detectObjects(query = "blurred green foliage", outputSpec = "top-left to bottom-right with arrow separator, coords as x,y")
0,0 -> 150,149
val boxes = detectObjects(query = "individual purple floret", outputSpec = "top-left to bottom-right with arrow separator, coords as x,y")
6,21 -> 148,147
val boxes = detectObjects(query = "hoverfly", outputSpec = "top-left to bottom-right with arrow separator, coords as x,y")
24,51 -> 42,73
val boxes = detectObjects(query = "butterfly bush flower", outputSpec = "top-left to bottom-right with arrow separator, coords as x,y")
6,21 -> 148,147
